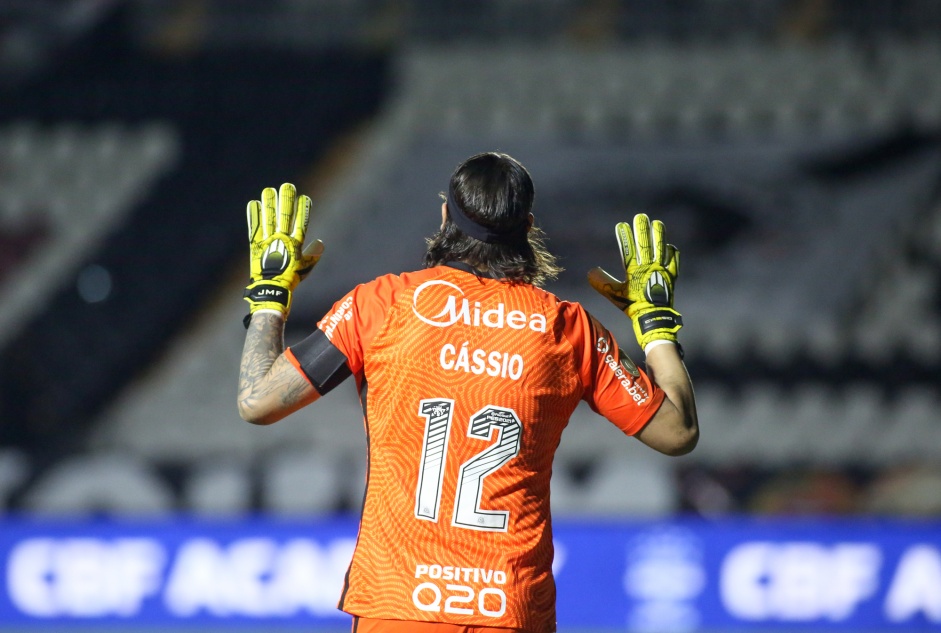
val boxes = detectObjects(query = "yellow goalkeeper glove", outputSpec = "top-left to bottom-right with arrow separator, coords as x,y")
588,214 -> 683,351
243,183 -> 323,322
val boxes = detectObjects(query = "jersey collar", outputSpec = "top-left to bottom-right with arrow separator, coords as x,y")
444,261 -> 499,279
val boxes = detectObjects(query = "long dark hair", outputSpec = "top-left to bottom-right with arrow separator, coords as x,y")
423,152 -> 562,287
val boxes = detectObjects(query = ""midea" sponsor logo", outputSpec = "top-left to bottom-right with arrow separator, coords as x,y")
412,280 -> 546,332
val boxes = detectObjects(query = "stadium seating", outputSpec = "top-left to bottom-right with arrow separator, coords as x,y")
22,453 -> 175,515
183,458 -> 254,515
0,121 -> 180,349
3,27 -> 940,516
90,38 -> 941,514
0,448 -> 30,509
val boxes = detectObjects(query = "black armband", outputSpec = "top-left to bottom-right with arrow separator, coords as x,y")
289,329 -> 352,396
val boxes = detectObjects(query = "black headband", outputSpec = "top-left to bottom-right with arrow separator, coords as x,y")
446,187 -> 529,245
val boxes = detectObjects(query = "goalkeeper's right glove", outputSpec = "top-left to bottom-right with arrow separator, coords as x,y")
587,214 -> 683,351
243,183 -> 323,323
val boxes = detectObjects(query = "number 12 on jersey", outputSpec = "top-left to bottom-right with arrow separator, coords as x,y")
414,399 -> 523,532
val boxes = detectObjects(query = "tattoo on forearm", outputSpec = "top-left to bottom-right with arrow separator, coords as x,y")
238,313 -> 285,415
279,377 -> 310,408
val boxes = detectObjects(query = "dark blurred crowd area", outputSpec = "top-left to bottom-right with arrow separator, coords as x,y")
0,0 -> 939,520
679,463 -> 941,518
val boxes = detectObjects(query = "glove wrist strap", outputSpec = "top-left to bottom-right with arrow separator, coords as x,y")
635,307 -> 683,335
244,281 -> 291,307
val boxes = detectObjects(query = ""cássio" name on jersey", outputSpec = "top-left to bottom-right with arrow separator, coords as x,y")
440,342 -> 524,381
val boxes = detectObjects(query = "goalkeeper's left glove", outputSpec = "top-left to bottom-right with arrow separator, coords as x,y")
243,183 -> 323,323
587,213 -> 683,352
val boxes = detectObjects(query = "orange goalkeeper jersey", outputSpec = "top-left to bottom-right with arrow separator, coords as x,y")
285,263 -> 664,632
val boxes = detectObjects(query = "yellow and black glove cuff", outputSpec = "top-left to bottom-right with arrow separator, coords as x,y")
244,280 -> 292,311
629,303 -> 684,350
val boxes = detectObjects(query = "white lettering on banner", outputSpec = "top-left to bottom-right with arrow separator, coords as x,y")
321,297 -> 354,340
412,280 -> 546,332
623,528 -> 705,632
720,542 -> 881,622
625,533 -> 705,602
164,537 -> 355,617
439,342 -> 524,380
6,538 -> 165,617
552,539 -> 566,577
884,544 -> 941,622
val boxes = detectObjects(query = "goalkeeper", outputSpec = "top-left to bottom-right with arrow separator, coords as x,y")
237,153 -> 697,633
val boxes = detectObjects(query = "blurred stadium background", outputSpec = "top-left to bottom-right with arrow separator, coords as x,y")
0,0 -> 940,631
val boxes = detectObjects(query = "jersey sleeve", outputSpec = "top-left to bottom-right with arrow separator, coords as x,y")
562,303 -> 665,436
284,329 -> 351,396
285,274 -> 399,392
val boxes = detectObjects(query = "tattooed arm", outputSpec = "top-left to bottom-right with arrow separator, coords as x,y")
238,312 -> 320,425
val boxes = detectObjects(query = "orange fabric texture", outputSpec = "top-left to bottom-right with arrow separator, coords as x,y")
353,615 -> 526,633
292,265 -> 664,632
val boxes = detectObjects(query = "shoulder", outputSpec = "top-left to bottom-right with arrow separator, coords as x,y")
339,268 -> 458,319
543,295 -> 609,347
525,286 -> 590,323
353,267 -> 444,296
504,285 -> 599,343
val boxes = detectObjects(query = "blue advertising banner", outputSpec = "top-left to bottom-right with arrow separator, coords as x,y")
0,516 -> 938,630
553,519 -> 941,631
